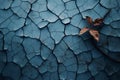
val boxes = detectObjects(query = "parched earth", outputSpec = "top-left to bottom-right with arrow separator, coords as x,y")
0,0 -> 120,80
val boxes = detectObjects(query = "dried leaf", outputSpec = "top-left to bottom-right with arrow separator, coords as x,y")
89,29 -> 99,41
79,27 -> 89,35
86,16 -> 103,26
86,16 -> 93,24
93,18 -> 103,26
80,16 -> 102,41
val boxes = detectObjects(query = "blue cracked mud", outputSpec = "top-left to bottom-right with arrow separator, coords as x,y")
0,0 -> 120,80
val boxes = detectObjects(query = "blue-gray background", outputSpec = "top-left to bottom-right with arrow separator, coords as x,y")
0,0 -> 120,80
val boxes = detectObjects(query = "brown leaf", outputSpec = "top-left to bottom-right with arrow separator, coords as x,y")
85,16 -> 103,26
93,18 -> 103,26
94,18 -> 103,23
89,29 -> 99,41
79,27 -> 89,35
86,16 -> 93,24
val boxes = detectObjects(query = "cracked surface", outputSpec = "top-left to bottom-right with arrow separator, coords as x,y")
0,0 -> 120,80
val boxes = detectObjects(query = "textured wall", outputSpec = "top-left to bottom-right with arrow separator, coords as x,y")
0,0 -> 120,80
